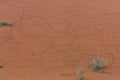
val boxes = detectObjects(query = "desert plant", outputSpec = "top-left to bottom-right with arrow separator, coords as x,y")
91,57 -> 105,72
77,69 -> 84,80
0,21 -> 13,26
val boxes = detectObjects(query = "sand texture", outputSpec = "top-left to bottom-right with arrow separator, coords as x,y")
0,0 -> 120,80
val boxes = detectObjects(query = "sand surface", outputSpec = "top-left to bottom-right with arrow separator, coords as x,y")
0,0 -> 120,80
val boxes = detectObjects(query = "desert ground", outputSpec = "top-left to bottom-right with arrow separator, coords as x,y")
0,0 -> 120,80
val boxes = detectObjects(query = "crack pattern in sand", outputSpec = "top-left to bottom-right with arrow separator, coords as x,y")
0,0 -> 120,71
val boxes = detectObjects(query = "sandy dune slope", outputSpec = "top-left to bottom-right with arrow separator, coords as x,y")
0,0 -> 120,80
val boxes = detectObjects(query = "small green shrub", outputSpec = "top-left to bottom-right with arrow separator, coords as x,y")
77,69 -> 84,80
91,57 -> 105,72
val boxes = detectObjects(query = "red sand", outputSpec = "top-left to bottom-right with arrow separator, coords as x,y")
0,0 -> 120,80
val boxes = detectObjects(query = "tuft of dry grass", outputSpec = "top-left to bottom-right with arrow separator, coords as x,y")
0,21 -> 13,26
77,69 -> 84,80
